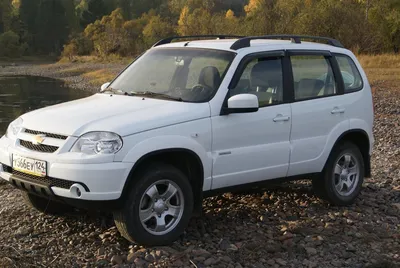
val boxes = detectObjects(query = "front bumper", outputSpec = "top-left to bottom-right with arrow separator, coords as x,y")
0,136 -> 132,202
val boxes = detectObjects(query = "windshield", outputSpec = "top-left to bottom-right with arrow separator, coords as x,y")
108,48 -> 235,102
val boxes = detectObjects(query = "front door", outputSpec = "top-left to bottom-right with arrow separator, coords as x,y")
211,54 -> 292,189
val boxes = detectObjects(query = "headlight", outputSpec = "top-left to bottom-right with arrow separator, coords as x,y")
70,132 -> 123,155
5,117 -> 23,139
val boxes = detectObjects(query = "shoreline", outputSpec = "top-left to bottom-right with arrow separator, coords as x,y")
0,61 -> 125,92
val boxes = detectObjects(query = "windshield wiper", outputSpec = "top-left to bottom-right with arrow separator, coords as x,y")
101,87 -> 125,95
128,91 -> 183,102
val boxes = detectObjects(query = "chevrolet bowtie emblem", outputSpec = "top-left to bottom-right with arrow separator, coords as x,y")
32,134 -> 46,145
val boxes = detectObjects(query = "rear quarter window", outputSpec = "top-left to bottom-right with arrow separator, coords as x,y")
335,55 -> 363,92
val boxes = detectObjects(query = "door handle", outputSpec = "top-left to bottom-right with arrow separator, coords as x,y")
331,107 -> 345,114
273,114 -> 290,122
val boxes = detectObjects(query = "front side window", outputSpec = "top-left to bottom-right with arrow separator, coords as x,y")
109,48 -> 235,102
230,57 -> 284,107
335,55 -> 363,92
291,55 -> 337,101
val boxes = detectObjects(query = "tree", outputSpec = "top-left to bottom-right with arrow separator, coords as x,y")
19,0 -> 40,51
0,30 -> 27,57
84,8 -> 126,56
61,0 -> 79,33
115,0 -> 132,19
78,0 -> 108,28
142,15 -> 175,46
35,0 -> 69,54
0,0 -> 13,33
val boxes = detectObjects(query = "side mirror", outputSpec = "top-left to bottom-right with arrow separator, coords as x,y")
223,94 -> 259,114
100,82 -> 111,92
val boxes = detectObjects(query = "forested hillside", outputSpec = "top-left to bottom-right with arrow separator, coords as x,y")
1,0 -> 400,59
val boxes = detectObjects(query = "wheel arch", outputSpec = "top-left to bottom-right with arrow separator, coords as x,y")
328,129 -> 371,177
120,148 -> 205,216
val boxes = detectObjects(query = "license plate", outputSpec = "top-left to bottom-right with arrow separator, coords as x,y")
12,154 -> 47,177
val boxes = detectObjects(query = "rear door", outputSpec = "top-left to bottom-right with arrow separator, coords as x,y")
288,51 -> 349,176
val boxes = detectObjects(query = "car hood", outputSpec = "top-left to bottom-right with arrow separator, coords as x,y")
21,94 -> 211,137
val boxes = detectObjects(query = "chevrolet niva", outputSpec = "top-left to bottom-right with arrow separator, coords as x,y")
0,35 -> 374,245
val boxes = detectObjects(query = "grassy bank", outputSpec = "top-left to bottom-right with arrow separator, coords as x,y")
58,53 -> 400,87
357,54 -> 400,86
1,54 -> 398,91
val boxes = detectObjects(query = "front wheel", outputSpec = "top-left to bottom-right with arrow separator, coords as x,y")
313,142 -> 364,206
113,163 -> 193,246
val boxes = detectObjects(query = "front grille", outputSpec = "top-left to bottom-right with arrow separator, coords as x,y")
12,170 -> 74,189
24,129 -> 68,140
20,140 -> 59,153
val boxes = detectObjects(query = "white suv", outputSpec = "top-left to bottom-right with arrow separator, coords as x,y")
0,35 -> 374,245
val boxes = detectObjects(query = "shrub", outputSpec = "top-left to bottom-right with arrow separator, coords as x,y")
0,31 -> 27,57
62,33 -> 93,60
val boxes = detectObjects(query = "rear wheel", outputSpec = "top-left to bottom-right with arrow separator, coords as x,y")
22,192 -> 74,214
313,142 -> 364,206
113,163 -> 193,246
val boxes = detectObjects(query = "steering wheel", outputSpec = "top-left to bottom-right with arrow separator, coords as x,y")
191,84 -> 213,95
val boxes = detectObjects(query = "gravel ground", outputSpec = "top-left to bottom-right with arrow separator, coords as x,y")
0,67 -> 399,267
0,62 -> 123,92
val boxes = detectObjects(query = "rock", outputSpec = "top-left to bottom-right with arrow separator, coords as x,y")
134,257 -> 147,267
219,238 -> 237,251
145,253 -> 155,262
346,244 -> 356,253
265,243 -> 281,253
286,215 -> 298,221
275,258 -> 287,266
111,255 -> 123,265
279,231 -> 293,241
98,232 -> 111,239
392,203 -> 400,210
192,249 -> 211,257
96,259 -> 109,266
97,247 -> 105,256
15,226 -> 33,237
193,257 -> 206,262
267,259 -> 275,265
204,257 -> 217,266
127,250 -> 145,262
305,247 -> 317,256
173,259 -> 183,266
308,261 -> 318,268
221,256 -> 232,262
245,241 -> 260,250
155,250 -> 164,258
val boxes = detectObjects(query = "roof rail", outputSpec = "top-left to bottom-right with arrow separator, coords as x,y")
230,35 -> 344,50
153,35 -> 244,47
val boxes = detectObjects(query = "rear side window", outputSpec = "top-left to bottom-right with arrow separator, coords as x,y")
291,55 -> 337,101
335,55 -> 363,92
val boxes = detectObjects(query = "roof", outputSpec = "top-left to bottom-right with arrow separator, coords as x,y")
154,38 -> 348,54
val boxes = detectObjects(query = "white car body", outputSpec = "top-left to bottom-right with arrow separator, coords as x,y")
0,38 -> 374,207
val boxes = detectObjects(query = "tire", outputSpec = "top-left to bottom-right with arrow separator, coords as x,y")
113,163 -> 193,246
312,142 -> 364,206
22,192 -> 74,214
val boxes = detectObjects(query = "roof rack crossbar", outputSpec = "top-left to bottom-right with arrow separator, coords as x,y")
153,35 -> 244,47
230,35 -> 344,50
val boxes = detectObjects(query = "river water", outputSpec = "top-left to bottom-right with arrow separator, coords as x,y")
0,76 -> 91,134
